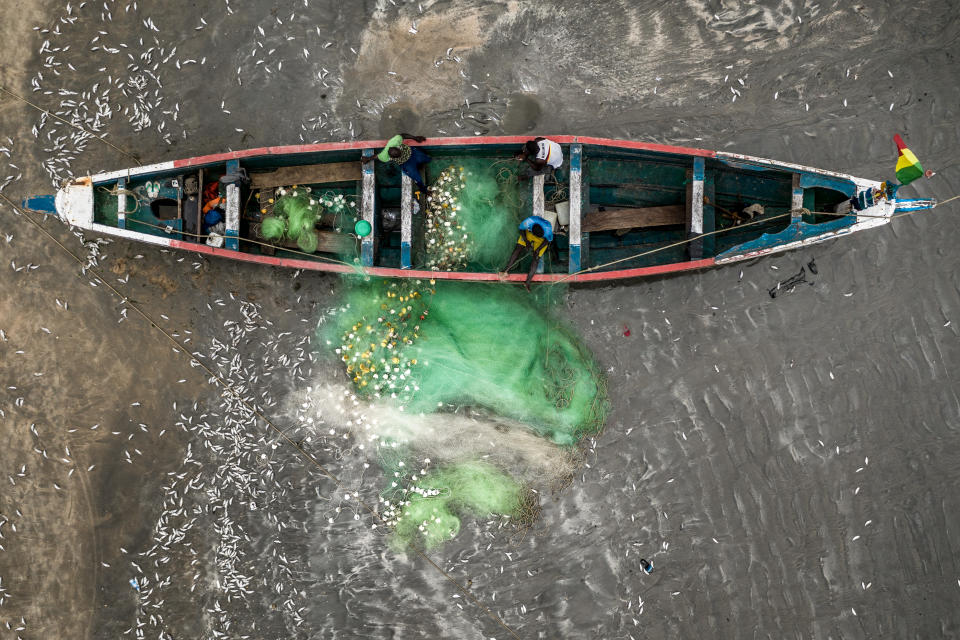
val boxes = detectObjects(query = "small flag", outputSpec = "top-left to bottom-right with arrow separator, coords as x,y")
894,134 -> 924,185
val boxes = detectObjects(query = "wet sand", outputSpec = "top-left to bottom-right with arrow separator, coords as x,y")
2,0 -> 960,638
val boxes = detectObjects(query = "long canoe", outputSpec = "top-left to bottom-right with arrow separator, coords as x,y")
31,136 -> 935,283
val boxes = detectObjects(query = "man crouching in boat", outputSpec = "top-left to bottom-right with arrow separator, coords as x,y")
363,133 -> 431,191
499,215 -> 553,291
515,137 -> 563,180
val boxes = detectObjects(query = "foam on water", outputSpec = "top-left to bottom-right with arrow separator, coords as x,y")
285,381 -> 577,486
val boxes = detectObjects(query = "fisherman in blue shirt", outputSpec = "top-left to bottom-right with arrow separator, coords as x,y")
499,214 -> 553,291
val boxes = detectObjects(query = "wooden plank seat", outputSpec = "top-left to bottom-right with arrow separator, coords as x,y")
249,222 -> 355,255
250,162 -> 361,189
582,204 -> 685,232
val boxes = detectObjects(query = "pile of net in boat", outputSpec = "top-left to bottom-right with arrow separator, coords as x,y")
422,159 -> 524,272
261,188 -> 357,253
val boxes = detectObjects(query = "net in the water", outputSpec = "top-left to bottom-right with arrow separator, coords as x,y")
380,459 -> 524,550
327,279 -> 607,444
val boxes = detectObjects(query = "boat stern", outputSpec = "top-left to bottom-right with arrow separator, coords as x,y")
55,177 -> 95,228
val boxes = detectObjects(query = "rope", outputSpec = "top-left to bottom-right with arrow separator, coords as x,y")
555,195 -> 957,284
97,185 -> 142,214
0,85 -> 142,168
65,182 -> 960,287
553,211 -> 793,283
121,217 -> 361,270
0,191 -> 522,640
544,172 -> 568,205
933,194 -> 960,209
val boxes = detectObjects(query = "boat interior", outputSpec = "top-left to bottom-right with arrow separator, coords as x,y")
91,142 -> 857,274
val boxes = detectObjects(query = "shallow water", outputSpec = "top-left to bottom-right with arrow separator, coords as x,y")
1,1 -> 959,638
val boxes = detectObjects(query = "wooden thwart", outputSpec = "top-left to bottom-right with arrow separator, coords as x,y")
582,204 -> 685,232
250,162 -> 360,189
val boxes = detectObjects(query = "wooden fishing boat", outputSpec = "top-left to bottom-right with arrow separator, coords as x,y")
28,136 -> 935,283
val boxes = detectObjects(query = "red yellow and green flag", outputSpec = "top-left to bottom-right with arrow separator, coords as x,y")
894,134 -> 924,185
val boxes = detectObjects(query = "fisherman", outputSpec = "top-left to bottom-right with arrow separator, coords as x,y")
499,214 -> 554,291
363,133 -> 431,190
514,137 -> 563,179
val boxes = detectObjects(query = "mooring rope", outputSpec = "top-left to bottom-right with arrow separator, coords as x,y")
556,194 -> 957,284
96,185 -> 142,214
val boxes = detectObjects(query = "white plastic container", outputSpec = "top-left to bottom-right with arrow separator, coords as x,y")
554,201 -> 570,226
541,209 -> 559,232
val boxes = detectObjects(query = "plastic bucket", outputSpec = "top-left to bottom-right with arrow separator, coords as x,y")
554,201 -> 570,226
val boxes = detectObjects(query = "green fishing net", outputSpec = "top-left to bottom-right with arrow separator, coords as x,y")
297,229 -> 319,253
260,215 -> 286,240
383,461 -> 523,550
319,192 -> 358,227
422,160 -> 524,272
276,191 -> 318,241
326,279 -> 607,445
260,187 -> 358,253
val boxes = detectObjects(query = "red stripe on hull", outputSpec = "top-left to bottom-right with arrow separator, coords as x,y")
564,258 -> 715,282
169,240 -> 715,283
171,136 -> 716,169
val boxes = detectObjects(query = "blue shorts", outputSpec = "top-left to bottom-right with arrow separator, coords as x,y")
400,146 -> 431,188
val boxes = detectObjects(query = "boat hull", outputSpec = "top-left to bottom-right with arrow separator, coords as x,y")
45,135 -> 915,283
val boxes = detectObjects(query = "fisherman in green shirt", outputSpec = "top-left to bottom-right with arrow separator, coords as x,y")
363,133 -> 431,189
